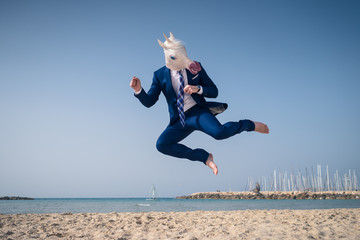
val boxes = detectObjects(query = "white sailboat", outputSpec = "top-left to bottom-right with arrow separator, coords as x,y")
146,184 -> 158,200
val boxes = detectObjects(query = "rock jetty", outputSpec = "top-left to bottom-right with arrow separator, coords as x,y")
176,191 -> 360,200
0,196 -> 34,200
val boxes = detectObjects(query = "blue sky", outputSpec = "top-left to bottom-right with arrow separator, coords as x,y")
0,0 -> 359,198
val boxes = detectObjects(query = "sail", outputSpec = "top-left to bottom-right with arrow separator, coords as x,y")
147,184 -> 158,200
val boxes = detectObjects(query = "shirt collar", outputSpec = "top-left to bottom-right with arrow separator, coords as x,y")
171,68 -> 185,76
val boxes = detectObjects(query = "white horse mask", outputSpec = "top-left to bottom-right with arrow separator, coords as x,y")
157,32 -> 201,74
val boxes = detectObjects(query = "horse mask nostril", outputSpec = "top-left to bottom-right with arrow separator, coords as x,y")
189,61 -> 201,75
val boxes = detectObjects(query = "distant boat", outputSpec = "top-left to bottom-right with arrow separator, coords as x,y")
146,184 -> 158,200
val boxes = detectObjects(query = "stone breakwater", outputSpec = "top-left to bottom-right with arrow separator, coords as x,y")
176,191 -> 360,200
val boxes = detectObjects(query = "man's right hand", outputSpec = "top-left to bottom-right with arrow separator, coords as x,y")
130,76 -> 142,92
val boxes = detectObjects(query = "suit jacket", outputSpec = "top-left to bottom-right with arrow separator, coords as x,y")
135,62 -> 227,126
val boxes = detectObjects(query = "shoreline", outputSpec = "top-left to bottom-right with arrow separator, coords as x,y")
1,208 -> 359,239
176,191 -> 360,200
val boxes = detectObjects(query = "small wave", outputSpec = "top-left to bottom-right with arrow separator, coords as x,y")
136,203 -> 150,207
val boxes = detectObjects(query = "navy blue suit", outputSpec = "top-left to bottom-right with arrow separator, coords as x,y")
135,63 -> 254,164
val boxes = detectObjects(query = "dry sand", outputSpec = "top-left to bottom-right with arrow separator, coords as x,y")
1,208 -> 359,239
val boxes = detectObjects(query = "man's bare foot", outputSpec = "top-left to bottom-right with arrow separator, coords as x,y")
206,153 -> 218,175
253,121 -> 269,134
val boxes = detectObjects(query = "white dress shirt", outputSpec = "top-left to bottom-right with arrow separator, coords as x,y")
171,69 -> 203,112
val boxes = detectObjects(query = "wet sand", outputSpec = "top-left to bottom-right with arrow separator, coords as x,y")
1,208 -> 359,239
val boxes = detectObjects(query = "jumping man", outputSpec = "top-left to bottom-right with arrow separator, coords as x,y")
130,33 -> 269,175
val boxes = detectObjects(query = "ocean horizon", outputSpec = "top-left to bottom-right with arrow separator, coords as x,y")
1,198 -> 360,215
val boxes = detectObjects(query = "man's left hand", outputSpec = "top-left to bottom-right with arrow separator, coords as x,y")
184,85 -> 199,95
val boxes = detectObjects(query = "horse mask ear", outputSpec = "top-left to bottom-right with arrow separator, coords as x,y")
158,32 -> 174,49
157,39 -> 166,49
163,33 -> 172,43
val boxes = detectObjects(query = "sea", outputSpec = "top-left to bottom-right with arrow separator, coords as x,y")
1,198 -> 360,214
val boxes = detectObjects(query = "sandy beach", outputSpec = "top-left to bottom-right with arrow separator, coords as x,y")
1,208 -> 359,239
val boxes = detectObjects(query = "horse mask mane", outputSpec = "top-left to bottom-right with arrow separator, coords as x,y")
157,32 -> 201,74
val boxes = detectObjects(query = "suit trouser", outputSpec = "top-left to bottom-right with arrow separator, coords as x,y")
156,105 -> 255,164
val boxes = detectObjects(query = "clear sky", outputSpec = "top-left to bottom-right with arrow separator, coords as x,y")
1,0 -> 359,198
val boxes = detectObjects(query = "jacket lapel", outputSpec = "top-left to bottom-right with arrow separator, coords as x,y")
186,69 -> 199,85
164,67 -> 177,99
186,69 -> 194,85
